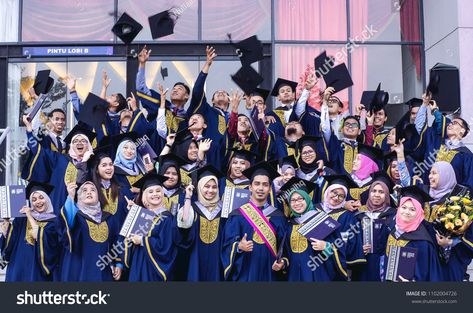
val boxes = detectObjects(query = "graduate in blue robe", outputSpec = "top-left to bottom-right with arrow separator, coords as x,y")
221,162 -> 287,281
21,119 -> 97,213
283,189 -> 349,281
175,165 -> 227,281
350,173 -> 397,281
0,182 -> 59,282
266,79 -> 300,139
112,135 -> 146,194
382,186 -> 442,282
220,148 -> 256,197
59,181 -> 122,282
123,173 -> 177,281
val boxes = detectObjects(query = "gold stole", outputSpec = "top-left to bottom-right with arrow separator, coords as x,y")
436,145 -> 458,163
343,144 -> 358,174
239,203 -> 277,257
385,234 -> 409,256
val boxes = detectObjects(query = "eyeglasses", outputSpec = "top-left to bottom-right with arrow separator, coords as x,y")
449,120 -> 465,129
290,197 -> 305,204
301,150 -> 315,157
344,122 -> 360,129
72,139 -> 88,144
253,100 -> 264,105
330,191 -> 345,200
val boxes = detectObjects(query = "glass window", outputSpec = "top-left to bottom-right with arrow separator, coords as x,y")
202,0 -> 271,40
0,0 -> 19,42
351,44 -> 424,124
118,0 -> 198,41
275,44 -> 349,111
349,0 -> 421,42
5,60 -> 126,185
275,0 -> 347,41
21,0 -> 115,42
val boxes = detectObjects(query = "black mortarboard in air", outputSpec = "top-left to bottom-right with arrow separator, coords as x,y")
323,63 -> 353,93
33,70 -> 54,95
314,50 -> 335,79
370,171 -> 395,192
78,93 -> 110,130
251,88 -> 270,102
160,67 -> 168,81
426,63 -> 461,112
232,35 -> 264,66
242,161 -> 280,182
367,83 -> 389,113
112,12 -> 143,45
323,174 -> 358,189
399,185 -> 433,206
148,10 -> 176,39
271,78 -> 298,97
231,66 -> 263,95
26,181 -> 54,199
132,171 -> 169,190
64,123 -> 96,145
357,144 -> 384,163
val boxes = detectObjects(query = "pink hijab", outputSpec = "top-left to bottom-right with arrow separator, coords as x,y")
353,154 -> 379,181
395,197 -> 424,233
68,134 -> 93,162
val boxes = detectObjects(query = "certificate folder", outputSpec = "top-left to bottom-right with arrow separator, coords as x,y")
297,211 -> 340,240
120,204 -> 156,237
221,187 -> 251,218
385,246 -> 417,282
0,185 -> 26,219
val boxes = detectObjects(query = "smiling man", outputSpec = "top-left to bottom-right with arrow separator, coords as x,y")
221,162 -> 287,281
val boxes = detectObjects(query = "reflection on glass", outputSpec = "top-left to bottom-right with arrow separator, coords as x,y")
275,44 -> 349,111
275,0 -> 347,41
0,0 -> 20,42
118,0 -> 198,41
202,0 -> 271,40
349,0 -> 421,42
22,0 -> 114,42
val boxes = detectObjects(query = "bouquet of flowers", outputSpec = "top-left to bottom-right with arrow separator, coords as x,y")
433,186 -> 473,237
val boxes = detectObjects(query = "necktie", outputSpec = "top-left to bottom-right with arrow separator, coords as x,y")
57,136 -> 63,153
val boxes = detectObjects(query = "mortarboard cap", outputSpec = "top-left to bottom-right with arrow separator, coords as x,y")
112,12 -> 143,45
323,63 -> 353,93
370,171 -> 395,192
367,83 -> 389,113
231,66 -> 263,95
87,145 -> 114,170
357,144 -> 384,163
426,63 -> 461,112
279,155 -> 299,170
132,171 -> 169,190
251,88 -> 270,102
160,67 -> 168,81
33,70 -> 54,95
194,164 -> 225,182
79,93 -> 110,130
279,177 -> 317,198
242,161 -> 280,182
157,154 -> 185,169
324,174 -> 358,189
64,123 -> 96,145
228,147 -> 259,164
271,78 -> 298,97
233,35 -> 264,66
405,98 -> 423,108
26,181 -> 54,199
399,185 -> 433,206
314,51 -> 335,79
148,10 -> 176,39
296,135 -> 323,151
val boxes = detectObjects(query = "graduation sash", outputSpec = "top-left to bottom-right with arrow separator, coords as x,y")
239,202 -> 278,258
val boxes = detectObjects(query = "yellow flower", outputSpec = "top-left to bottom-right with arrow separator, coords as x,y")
466,206 -> 473,212
449,205 -> 461,211
454,219 -> 463,227
437,207 -> 446,213
461,213 -> 469,220
445,222 -> 455,230
440,217 -> 448,222
462,198 -> 472,205
450,196 -> 461,202
445,213 -> 455,219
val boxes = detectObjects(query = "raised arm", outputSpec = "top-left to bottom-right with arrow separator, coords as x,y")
136,45 -> 152,95
188,46 -> 217,116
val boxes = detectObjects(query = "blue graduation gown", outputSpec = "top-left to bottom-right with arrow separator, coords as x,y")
350,207 -> 397,281
59,199 -> 121,281
296,101 -> 322,137
175,202 -> 227,281
327,135 -> 359,175
383,221 -> 443,281
114,166 -> 144,195
124,210 -> 177,281
221,204 -> 287,281
0,217 -> 59,282
285,213 -> 349,281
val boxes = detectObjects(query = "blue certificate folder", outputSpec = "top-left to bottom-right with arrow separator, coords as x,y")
0,185 -> 26,218
385,246 -> 418,282
297,211 -> 341,240
221,187 -> 251,218
120,204 -> 157,237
